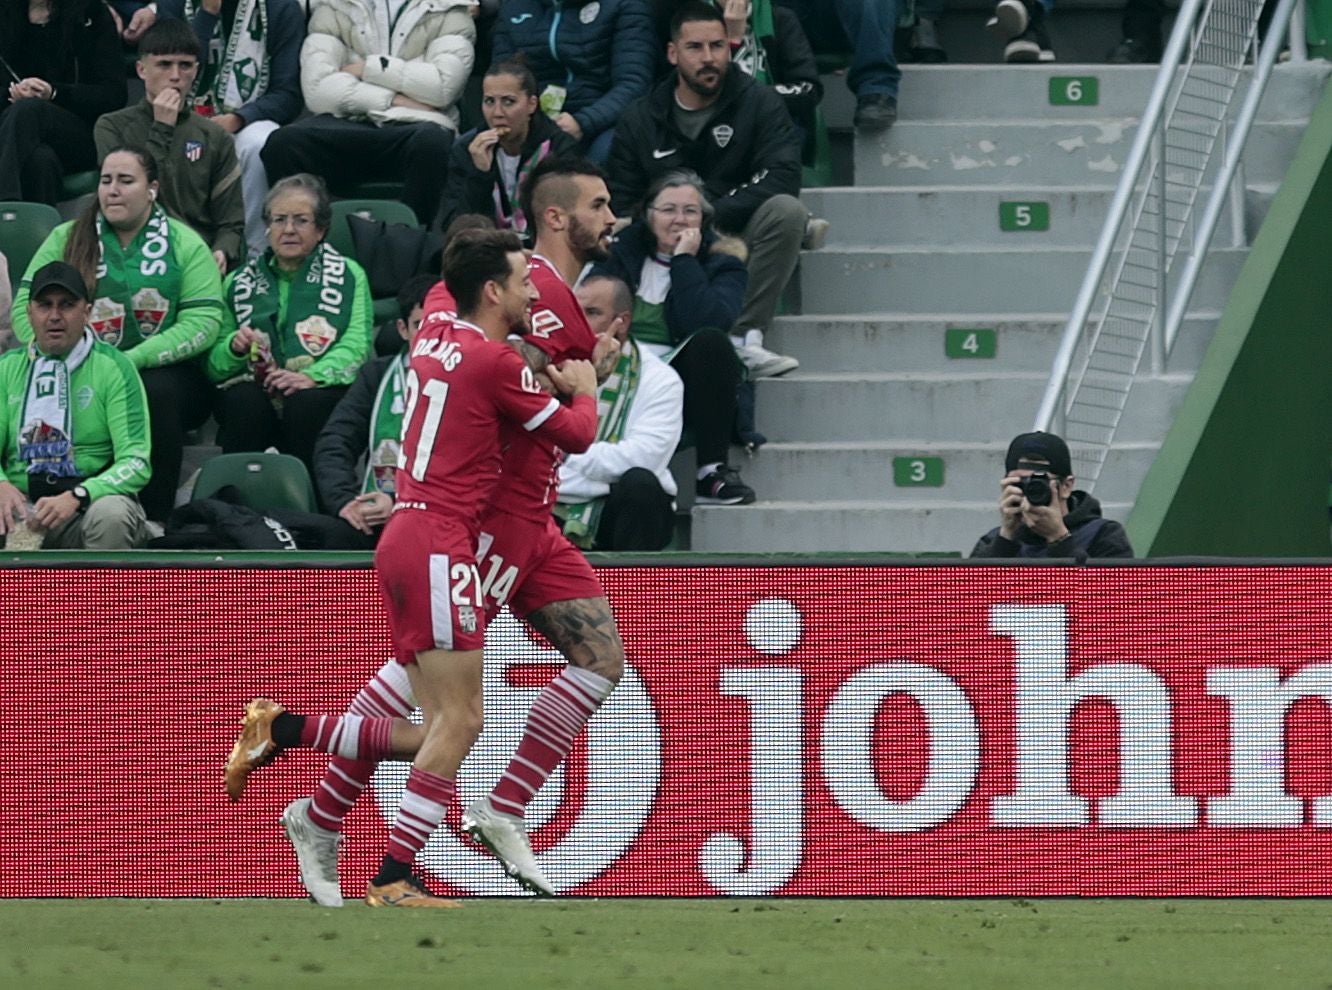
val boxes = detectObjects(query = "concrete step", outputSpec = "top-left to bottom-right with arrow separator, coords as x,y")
688,498 -> 1135,554
852,118 -> 1305,186
768,313 -> 1219,375
753,371 -> 1191,443
797,244 -> 1247,313
738,439 -> 1160,504
821,62 -> 1331,128
801,184 -> 1271,248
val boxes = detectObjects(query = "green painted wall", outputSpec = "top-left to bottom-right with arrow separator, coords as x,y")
1127,75 -> 1332,556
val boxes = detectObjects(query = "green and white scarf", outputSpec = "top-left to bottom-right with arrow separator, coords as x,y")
18,328 -> 95,479
189,0 -> 270,115
89,205 -> 182,351
555,340 -> 642,548
228,242 -> 357,373
363,353 -> 407,495
722,0 -> 775,84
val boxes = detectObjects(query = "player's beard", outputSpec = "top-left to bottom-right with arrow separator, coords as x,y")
681,64 -> 724,100
569,213 -> 610,263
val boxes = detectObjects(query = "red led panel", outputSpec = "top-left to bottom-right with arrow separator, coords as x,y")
3,564 -> 1332,897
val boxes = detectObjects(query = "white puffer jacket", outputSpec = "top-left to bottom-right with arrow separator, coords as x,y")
302,0 -> 476,131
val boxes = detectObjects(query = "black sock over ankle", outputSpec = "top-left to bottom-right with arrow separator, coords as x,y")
372,855 -> 413,886
270,713 -> 305,748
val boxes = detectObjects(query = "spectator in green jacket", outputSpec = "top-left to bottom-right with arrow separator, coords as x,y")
11,145 -> 226,523
206,173 -> 373,479
0,261 -> 152,549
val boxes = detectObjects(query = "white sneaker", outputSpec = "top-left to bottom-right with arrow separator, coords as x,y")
738,342 -> 799,379
281,797 -> 344,907
802,217 -> 831,251
461,800 -> 555,895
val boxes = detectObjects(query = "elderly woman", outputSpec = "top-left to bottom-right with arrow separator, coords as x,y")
589,168 -> 755,505
0,0 -> 126,204
439,57 -> 578,239
12,145 -> 225,523
205,173 -> 372,479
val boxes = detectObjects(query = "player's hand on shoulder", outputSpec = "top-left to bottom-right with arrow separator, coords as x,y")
547,359 -> 597,398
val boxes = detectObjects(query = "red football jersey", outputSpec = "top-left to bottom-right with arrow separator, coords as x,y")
489,254 -> 602,517
394,317 -> 597,538
421,279 -> 455,329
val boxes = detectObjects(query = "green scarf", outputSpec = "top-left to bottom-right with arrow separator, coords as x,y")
18,329 -> 95,479
555,340 -> 642,548
363,352 -> 407,495
721,0 -> 775,84
89,204 -> 182,351
228,242 -> 357,372
188,0 -> 270,115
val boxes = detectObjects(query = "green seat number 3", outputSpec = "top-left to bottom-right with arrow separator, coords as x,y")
893,456 -> 944,487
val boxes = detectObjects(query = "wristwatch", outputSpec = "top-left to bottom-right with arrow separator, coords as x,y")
72,485 -> 91,511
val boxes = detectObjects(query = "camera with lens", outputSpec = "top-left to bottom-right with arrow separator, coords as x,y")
1019,472 -> 1054,507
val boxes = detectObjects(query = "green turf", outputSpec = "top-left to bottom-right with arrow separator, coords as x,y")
3,898 -> 1331,989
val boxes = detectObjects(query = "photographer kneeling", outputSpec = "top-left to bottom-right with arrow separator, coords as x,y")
970,431 -> 1134,560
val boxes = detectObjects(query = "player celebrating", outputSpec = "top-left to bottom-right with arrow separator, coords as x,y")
223,228 -> 600,908
273,158 -> 631,904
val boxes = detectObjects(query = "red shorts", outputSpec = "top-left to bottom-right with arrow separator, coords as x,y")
375,510 -> 486,663
475,512 -> 604,620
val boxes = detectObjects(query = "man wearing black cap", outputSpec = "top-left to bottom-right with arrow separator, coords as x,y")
970,430 -> 1134,560
0,262 -> 153,549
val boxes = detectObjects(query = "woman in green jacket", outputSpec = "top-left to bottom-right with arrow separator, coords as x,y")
205,173 -> 372,480
12,145 -> 225,522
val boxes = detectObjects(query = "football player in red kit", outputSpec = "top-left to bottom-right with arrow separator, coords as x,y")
223,228 -> 600,908
271,159 -> 633,904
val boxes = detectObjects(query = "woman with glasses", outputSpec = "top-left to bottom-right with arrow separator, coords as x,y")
11,145 -> 225,524
205,173 -> 372,480
590,168 -> 757,506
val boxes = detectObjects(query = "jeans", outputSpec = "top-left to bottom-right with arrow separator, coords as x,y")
778,0 -> 902,99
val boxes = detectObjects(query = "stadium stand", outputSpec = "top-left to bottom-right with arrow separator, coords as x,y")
191,451 -> 319,513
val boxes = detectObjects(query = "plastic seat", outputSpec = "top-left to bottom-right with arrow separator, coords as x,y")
0,201 -> 61,292
327,199 -> 420,260
60,171 -> 99,200
802,107 -> 834,188
191,452 -> 318,513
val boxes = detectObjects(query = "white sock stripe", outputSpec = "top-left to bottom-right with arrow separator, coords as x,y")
490,795 -> 525,815
316,781 -> 357,808
559,665 -> 616,701
526,726 -> 566,751
511,755 -> 545,776
376,660 -> 417,707
531,701 -> 586,735
530,711 -> 582,742
328,764 -> 367,789
499,770 -> 539,797
330,714 -> 364,759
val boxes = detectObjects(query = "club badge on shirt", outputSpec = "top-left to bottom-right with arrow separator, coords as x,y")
89,297 -> 126,345
132,287 -> 169,336
295,314 -> 336,356
184,140 -> 204,163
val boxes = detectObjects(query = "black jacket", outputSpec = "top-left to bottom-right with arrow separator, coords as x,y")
607,68 -> 802,233
590,221 -> 747,343
0,0 -> 126,126
439,111 -> 579,234
970,490 -> 1136,561
313,353 -> 397,514
750,7 -> 822,131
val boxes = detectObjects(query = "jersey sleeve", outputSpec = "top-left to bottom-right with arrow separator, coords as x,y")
491,346 -> 598,454
526,270 -> 599,363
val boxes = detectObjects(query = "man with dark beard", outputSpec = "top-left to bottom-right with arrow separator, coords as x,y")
607,0 -> 803,380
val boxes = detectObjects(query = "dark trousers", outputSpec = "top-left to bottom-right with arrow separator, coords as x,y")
0,98 -> 97,204
670,329 -> 740,469
140,362 -> 216,523
215,381 -> 348,485
260,114 -> 454,226
592,467 -> 676,551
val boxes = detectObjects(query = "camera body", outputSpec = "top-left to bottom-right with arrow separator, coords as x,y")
1019,471 -> 1054,507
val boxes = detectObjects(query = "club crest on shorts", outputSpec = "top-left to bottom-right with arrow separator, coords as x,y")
712,124 -> 734,148
458,605 -> 478,634
530,307 -> 564,339
184,140 -> 204,163
132,286 -> 170,336
295,314 -> 336,356
89,297 -> 126,345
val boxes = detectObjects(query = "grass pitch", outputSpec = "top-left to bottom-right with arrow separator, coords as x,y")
3,898 -> 1331,989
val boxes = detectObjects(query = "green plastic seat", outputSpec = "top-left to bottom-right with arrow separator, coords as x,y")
191,452 -> 318,513
0,201 -> 61,292
327,199 -> 421,261
60,171 -> 99,200
802,106 -> 834,189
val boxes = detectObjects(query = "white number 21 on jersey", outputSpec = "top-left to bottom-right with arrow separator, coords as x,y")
398,368 -> 450,482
